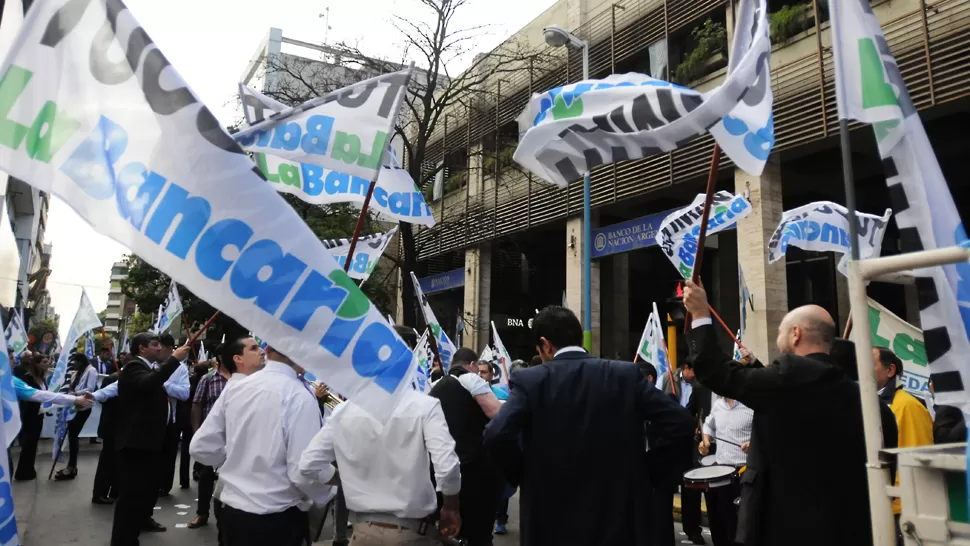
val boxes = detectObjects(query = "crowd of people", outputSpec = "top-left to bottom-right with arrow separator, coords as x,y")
5,285 -> 966,546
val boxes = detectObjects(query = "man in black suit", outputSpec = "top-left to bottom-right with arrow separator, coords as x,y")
92,370 -> 120,504
683,280 -> 897,546
110,333 -> 190,546
484,306 -> 693,546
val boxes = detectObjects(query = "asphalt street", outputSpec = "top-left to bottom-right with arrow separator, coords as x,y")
10,440 -> 703,545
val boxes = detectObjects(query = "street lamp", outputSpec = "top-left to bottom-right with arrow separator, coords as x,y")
542,25 -> 594,352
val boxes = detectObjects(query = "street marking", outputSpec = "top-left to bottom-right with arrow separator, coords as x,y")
174,504 -> 190,509
175,524 -> 188,529
154,506 -> 161,510
177,511 -> 187,515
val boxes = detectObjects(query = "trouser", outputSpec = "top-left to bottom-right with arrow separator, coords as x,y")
197,465 -> 217,517
179,428 -> 193,488
650,488 -> 675,546
15,411 -> 43,480
67,409 -> 92,467
349,522 -> 439,546
111,448 -> 161,546
158,423 -> 180,493
681,485 -> 707,537
334,487 -> 350,542
92,436 -> 118,498
457,462 -> 503,546
214,499 -> 225,545
219,503 -> 309,546
707,481 -> 741,546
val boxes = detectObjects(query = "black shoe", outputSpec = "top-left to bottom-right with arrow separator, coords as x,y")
187,516 -> 208,529
89,438 -> 101,444
687,535 -> 706,545
91,496 -> 115,505
14,472 -> 36,481
332,541 -> 349,546
54,467 -> 77,481
142,519 -> 166,532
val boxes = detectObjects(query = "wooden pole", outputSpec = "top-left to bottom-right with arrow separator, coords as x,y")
343,180 -> 378,273
684,145 -> 721,329
187,312 -> 220,345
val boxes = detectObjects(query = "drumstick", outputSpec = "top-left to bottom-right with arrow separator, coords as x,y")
715,436 -> 744,448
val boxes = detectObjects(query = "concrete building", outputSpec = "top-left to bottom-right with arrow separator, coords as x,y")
103,261 -> 133,337
408,0 -> 970,364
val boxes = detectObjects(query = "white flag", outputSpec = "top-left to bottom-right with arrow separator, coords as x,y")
832,0 -> 970,407
513,0 -> 772,187
490,321 -> 512,387
153,281 -> 184,333
0,321 -> 18,543
48,290 -> 101,400
657,191 -> 753,279
767,201 -> 892,275
479,345 -> 495,364
636,303 -> 670,389
409,329 -> 432,394
240,84 -> 435,227
198,341 -> 208,363
732,329 -> 744,362
322,227 -> 398,283
738,265 -> 754,338
0,0 -> 416,421
409,272 -> 458,369
2,309 -> 28,356
235,70 -> 412,182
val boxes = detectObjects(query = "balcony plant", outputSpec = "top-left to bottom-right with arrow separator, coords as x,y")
674,19 -> 728,85
769,2 -> 815,44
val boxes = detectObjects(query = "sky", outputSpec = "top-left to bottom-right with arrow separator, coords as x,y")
41,0 -> 558,341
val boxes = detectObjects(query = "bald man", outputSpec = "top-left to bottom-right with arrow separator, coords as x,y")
683,280 -> 896,546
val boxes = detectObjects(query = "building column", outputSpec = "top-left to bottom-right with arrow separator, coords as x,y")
735,158 -> 788,363
835,273 -> 851,334
611,253 -> 630,359
565,216 -> 601,355
463,244 -> 492,353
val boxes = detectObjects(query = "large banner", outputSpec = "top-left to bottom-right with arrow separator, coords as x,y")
0,0 -> 415,421
767,201 -> 891,275
0,324 -> 17,545
153,280 -> 183,333
241,84 -> 435,227
657,191 -> 753,279
410,272 -> 457,368
2,309 -> 28,356
322,227 -> 398,283
234,70 -> 411,182
853,298 -> 930,400
513,0 -> 772,187
47,291 -> 101,402
832,0 -> 970,408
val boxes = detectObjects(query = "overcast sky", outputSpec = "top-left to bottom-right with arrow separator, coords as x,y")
43,0 -> 557,341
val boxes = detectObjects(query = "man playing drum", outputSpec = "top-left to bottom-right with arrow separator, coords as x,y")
698,395 -> 753,546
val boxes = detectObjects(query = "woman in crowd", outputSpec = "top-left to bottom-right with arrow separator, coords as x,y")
15,353 -> 93,481
55,353 -> 99,480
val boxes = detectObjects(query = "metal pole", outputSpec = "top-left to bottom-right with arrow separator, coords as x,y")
581,42 -> 592,352
840,117 -> 894,546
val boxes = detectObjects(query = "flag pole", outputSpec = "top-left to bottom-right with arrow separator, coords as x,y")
186,312 -> 220,345
343,180 -> 377,273
684,144 -> 722,329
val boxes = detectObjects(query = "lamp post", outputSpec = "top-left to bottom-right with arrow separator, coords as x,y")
543,25 -> 593,351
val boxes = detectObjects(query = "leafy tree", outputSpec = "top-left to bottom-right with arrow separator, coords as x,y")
126,311 -> 155,338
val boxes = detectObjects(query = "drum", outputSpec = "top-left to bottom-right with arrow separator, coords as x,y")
683,465 -> 737,490
700,454 -> 717,467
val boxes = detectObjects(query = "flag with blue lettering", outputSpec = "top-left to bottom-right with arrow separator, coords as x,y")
410,272 -> 457,369
738,265 -> 754,337
490,321 -> 512,388
0,325 -> 18,544
153,281 -> 183,333
52,406 -> 68,462
733,329 -> 744,362
46,290 -> 101,407
322,227 -> 398,283
0,321 -> 21,449
832,0 -> 970,410
0,0 -> 418,422
84,332 -> 96,361
2,309 -> 28,356
657,191 -> 753,279
409,329 -> 432,393
636,303 -> 670,389
513,0 -> 772,187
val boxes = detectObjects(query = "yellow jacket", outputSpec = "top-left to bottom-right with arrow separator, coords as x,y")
889,386 -> 934,513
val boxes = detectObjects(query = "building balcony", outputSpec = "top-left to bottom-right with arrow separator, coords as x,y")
110,273 -> 126,281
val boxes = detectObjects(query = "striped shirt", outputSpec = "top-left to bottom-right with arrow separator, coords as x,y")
194,372 -> 229,422
702,396 -> 754,467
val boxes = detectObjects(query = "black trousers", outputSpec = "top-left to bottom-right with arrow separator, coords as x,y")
158,423 -> 180,493
111,448 -> 161,546
93,436 -> 118,499
707,481 -> 741,546
219,503 -> 309,546
457,461 -> 503,546
649,488 -> 675,546
179,428 -> 193,488
67,409 -> 92,467
196,464 -> 216,517
681,485 -> 708,537
14,411 -> 43,480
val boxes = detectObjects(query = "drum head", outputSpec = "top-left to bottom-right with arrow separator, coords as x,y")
684,465 -> 736,481
700,455 -> 717,467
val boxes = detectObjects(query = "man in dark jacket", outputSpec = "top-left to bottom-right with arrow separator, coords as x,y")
110,333 -> 189,546
484,306 -> 693,546
930,379 -> 967,444
92,371 -> 120,504
683,280 -> 897,546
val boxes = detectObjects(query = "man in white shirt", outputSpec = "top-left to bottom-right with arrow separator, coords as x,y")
190,345 -> 332,545
299,389 -> 462,545
698,396 -> 753,546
